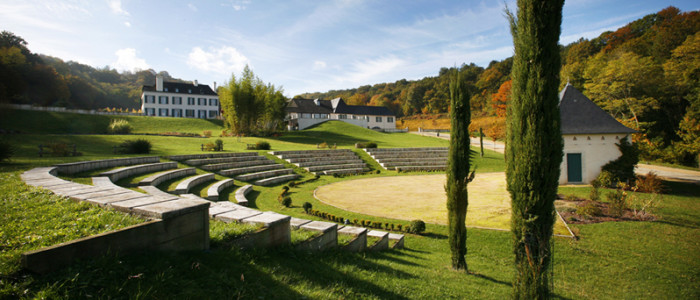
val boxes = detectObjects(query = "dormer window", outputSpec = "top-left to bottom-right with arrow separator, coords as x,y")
164,87 -> 168,92
188,89 -> 192,93
175,88 -> 179,93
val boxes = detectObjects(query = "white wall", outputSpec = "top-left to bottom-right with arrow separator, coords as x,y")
559,133 -> 628,184
141,91 -> 219,119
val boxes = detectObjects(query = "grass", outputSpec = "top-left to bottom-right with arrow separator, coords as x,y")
1,112 -> 699,298
291,228 -> 321,245
210,220 -> 263,248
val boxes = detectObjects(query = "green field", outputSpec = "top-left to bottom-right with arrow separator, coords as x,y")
0,110 -> 698,299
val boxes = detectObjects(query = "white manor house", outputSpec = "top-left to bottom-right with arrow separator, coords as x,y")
141,75 -> 220,119
285,97 -> 396,130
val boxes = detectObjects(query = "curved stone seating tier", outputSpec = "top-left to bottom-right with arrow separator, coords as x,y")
366,147 -> 448,152
184,155 -> 267,166
319,168 -> 367,176
54,156 -> 159,175
174,173 -> 215,195
276,152 -> 356,160
295,159 -> 363,168
207,178 -> 235,201
270,149 -> 353,157
381,160 -> 447,169
139,168 -> 196,187
218,164 -> 284,177
378,157 -> 448,164
234,185 -> 253,206
254,174 -> 300,186
306,163 -> 367,173
99,162 -> 177,182
201,159 -> 275,171
168,152 -> 257,162
235,169 -> 294,182
395,165 -> 446,172
369,151 -> 449,159
365,147 -> 451,172
286,155 -> 358,164
140,185 -> 178,198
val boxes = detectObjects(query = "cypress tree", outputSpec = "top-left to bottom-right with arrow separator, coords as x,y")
506,0 -> 564,298
445,70 -> 474,270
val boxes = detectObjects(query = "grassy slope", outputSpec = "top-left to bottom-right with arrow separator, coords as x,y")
0,112 -> 698,298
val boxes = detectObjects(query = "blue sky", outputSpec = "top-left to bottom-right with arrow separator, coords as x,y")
1,0 -> 697,97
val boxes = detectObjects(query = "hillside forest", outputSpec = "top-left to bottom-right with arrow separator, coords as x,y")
0,7 -> 697,166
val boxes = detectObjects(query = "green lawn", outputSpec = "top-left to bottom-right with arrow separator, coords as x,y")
0,112 -> 698,299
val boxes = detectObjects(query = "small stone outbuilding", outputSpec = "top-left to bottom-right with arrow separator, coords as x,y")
559,84 -> 637,184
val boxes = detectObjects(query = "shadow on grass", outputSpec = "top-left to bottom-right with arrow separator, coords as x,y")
269,130 -> 370,147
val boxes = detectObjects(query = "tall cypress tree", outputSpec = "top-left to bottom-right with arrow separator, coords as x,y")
506,0 -> 564,298
445,70 -> 473,270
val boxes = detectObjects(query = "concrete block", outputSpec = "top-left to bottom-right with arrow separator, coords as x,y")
84,192 -> 150,207
215,209 -> 262,223
338,226 -> 368,252
242,211 -> 290,227
290,217 -> 312,229
367,230 -> 389,251
297,221 -> 338,252
109,196 -> 178,213
388,233 -> 405,249
134,198 -> 210,220
207,204 -> 238,218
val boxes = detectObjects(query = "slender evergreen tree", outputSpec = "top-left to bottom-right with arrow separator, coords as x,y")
506,0 -> 564,298
445,70 -> 474,270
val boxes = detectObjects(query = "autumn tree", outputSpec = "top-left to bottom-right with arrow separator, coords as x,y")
506,0 -> 564,298
445,69 -> 473,270
491,79 -> 511,117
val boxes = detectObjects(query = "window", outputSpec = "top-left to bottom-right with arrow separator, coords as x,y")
319,114 -> 328,119
159,108 -> 169,116
188,89 -> 192,93
145,108 -> 156,116
187,97 -> 195,105
185,109 -> 195,118
172,109 -> 182,117
144,95 -> 156,103
198,98 -> 207,106
173,97 -> 182,105
209,98 -> 218,106
208,110 -> 218,118
158,96 -> 169,104
387,117 -> 394,123
164,87 -> 168,92
376,116 -> 382,122
198,110 -> 207,119
301,113 -> 311,119
338,114 -> 347,119
313,114 -> 321,119
175,88 -> 179,93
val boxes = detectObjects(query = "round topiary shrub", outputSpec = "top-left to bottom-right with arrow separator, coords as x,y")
302,202 -> 312,213
281,196 -> 292,208
410,220 -> 426,234
118,139 -> 152,154
0,140 -> 14,162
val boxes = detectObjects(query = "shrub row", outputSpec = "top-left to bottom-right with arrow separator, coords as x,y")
247,141 -> 270,150
304,208 -> 425,234
288,175 -> 320,187
203,139 -> 224,151
278,186 -> 291,207
331,170 -> 380,178
355,142 -> 377,149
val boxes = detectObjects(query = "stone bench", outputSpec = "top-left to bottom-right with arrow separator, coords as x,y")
367,230 -> 389,251
53,156 -> 160,175
201,159 -> 275,171
365,147 -> 448,153
139,168 -> 196,186
290,217 -> 312,229
338,226 -> 368,252
168,152 -> 257,161
140,185 -> 177,198
295,159 -> 364,168
378,157 -> 448,164
296,221 -> 338,251
174,173 -> 215,195
395,165 -> 447,172
319,168 -> 366,175
218,164 -> 284,177
235,168 -> 294,182
306,163 -> 367,172
207,178 -> 235,201
184,155 -> 266,166
279,152 -> 356,160
382,160 -> 447,169
370,152 -> 449,159
254,174 -> 300,186
99,162 -> 177,182
234,184 -> 253,206
285,155 -> 359,163
270,149 -> 352,156
388,233 -> 405,249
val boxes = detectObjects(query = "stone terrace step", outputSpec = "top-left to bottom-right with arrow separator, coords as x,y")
184,155 -> 267,166
236,169 -> 294,182
388,233 -> 405,249
286,155 -> 358,163
277,151 -> 356,160
234,185 -> 253,206
382,160 -> 447,169
365,147 -> 448,153
270,149 -> 353,156
139,168 -> 196,186
319,168 -> 366,176
367,230 -> 389,251
99,162 -> 177,182
254,174 -> 300,186
306,163 -> 367,172
370,151 -> 449,160
378,157 -> 448,164
207,178 -> 235,201
201,159 -> 275,171
174,173 -> 215,195
168,152 -> 257,162
395,165 -> 447,172
295,159 -> 363,168
219,164 -> 284,177
54,156 -> 160,175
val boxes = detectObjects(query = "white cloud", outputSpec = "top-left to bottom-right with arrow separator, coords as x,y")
124,21 -> 131,27
312,60 -> 327,70
112,48 -> 149,71
109,0 -> 129,16
188,3 -> 197,12
338,56 -> 405,86
187,46 -> 249,75
222,0 -> 251,11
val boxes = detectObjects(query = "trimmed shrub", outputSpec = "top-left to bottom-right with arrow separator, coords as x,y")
288,181 -> 297,187
108,119 -> 132,134
281,196 -> 292,208
215,139 -> 224,151
203,142 -> 217,151
606,189 -> 628,217
203,130 -> 212,138
635,172 -> 665,194
410,220 -> 426,234
355,141 -> 378,149
255,141 -> 270,150
0,140 -> 14,162
589,179 -> 601,201
119,139 -> 152,154
576,200 -> 601,217
596,170 -> 616,188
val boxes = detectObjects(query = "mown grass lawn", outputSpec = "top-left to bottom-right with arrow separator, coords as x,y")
0,111 -> 698,299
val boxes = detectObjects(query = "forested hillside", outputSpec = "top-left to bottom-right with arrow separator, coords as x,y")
0,31 -> 184,110
300,7 -> 699,166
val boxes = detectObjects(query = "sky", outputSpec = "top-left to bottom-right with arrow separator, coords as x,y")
1,0 -> 697,97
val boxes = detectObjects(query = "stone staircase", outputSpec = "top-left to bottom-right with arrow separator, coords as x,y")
271,149 -> 369,175
364,147 -> 449,172
169,153 -> 299,186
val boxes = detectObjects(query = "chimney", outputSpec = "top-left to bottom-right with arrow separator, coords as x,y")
213,81 -> 217,90
193,80 -> 198,87
156,74 -> 163,92
314,98 -> 320,106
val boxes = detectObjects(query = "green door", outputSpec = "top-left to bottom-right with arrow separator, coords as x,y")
567,153 -> 582,182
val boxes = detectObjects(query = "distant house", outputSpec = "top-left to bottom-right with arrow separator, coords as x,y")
141,75 -> 220,119
285,97 -> 396,130
559,84 -> 637,184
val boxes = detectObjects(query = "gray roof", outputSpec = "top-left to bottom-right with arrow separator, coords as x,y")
143,81 -> 217,96
559,84 -> 636,135
286,98 -> 395,116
